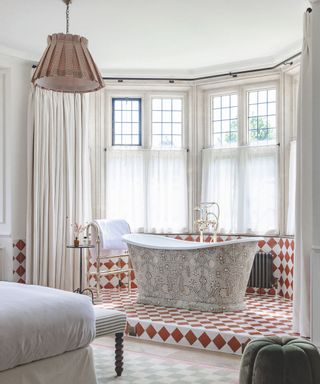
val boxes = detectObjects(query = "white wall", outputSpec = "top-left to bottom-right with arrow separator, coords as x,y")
0,52 -> 31,280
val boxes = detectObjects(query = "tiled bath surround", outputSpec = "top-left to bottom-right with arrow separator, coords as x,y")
13,235 -> 294,301
96,289 -> 297,355
88,235 -> 294,301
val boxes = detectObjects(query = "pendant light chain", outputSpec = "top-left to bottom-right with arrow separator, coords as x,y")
66,1 -> 70,34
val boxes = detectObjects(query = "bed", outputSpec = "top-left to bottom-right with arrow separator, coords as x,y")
0,281 -> 97,384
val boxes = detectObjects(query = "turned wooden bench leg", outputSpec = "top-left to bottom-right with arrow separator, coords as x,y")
115,332 -> 124,376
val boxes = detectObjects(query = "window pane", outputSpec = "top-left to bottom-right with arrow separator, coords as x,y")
112,98 -> 142,146
221,120 -> 229,132
213,96 -> 221,109
258,90 -> 267,103
123,111 -> 131,122
258,103 -> 267,116
247,89 -> 277,145
114,100 -> 122,110
132,135 -> 140,145
230,119 -> 238,131
132,123 -> 140,135
213,133 -> 222,146
151,97 -> 183,148
211,93 -> 238,148
114,135 -> 122,145
172,111 -> 182,123
231,94 -> 238,107
114,111 -> 122,122
122,100 -> 132,110
213,121 -> 221,133
230,107 -> 238,119
268,89 -> 276,102
152,99 -> 162,110
153,123 -> 161,134
221,108 -> 230,120
249,91 -> 258,104
268,116 -> 276,128
172,135 -> 182,148
268,102 -> 276,115
213,109 -> 221,121
172,99 -> 182,110
162,123 -> 171,135
162,99 -> 172,110
249,104 -> 258,117
221,95 -> 230,107
163,111 -> 171,123
152,111 -> 162,122
132,100 -> 140,110
249,117 -> 258,129
114,123 -> 122,135
172,123 -> 182,135
162,135 -> 172,146
122,123 -> 131,134
123,135 -> 131,145
132,111 -> 139,122
153,135 -> 162,147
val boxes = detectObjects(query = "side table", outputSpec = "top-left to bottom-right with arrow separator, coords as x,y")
66,244 -> 95,303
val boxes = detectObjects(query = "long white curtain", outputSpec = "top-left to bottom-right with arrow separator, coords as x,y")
26,87 -> 93,290
287,140 -> 296,235
106,149 -> 188,233
201,145 -> 279,235
294,10 -> 313,338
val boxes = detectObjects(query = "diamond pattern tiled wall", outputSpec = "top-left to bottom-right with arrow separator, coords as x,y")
13,240 -> 26,284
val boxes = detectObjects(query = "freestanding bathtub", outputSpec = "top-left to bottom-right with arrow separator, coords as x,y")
123,234 -> 260,312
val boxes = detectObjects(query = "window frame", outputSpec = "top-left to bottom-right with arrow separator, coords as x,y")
206,81 -> 280,149
209,91 -> 239,148
150,95 -> 185,149
111,97 -> 142,147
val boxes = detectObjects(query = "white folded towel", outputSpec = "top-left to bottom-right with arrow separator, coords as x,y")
95,219 -> 130,252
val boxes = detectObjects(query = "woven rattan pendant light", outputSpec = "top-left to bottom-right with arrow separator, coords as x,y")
32,0 -> 104,93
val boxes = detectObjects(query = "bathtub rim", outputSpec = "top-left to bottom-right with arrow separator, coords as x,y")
123,233 -> 262,250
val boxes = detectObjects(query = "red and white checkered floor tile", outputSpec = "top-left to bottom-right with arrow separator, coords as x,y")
95,289 -> 298,355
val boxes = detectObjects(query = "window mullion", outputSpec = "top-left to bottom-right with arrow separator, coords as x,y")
239,87 -> 247,146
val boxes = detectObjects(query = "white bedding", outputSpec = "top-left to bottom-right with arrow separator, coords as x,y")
0,282 -> 95,372
0,346 -> 97,384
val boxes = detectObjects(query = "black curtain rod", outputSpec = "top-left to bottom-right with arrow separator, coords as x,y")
101,51 -> 301,82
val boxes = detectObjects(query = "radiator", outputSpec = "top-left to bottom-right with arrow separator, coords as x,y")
248,252 -> 273,288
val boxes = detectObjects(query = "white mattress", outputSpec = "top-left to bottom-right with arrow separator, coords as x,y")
0,282 -> 95,372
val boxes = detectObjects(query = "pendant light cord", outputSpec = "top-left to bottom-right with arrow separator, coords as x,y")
66,0 -> 70,33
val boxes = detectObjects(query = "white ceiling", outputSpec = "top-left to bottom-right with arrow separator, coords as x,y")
0,0 -> 309,77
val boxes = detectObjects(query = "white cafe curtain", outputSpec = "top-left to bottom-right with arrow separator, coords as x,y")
293,9 -> 313,337
26,87 -> 94,290
106,149 -> 188,233
201,145 -> 279,235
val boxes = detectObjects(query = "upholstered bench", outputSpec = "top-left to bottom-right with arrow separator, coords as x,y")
240,336 -> 320,384
94,307 -> 127,376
